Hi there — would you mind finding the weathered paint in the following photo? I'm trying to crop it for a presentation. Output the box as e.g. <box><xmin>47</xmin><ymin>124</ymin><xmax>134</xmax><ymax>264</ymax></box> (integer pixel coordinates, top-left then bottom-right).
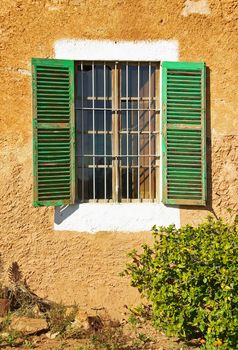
<box><xmin>161</xmin><ymin>61</ymin><xmax>206</xmax><ymax>206</ymax></box>
<box><xmin>32</xmin><ymin>58</ymin><xmax>75</xmax><ymax>206</ymax></box>
<box><xmin>54</xmin><ymin>39</ymin><xmax>179</xmax><ymax>62</ymax></box>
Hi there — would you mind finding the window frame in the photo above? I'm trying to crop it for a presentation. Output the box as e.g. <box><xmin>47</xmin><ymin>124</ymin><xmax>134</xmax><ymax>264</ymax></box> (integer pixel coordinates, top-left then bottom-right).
<box><xmin>75</xmin><ymin>60</ymin><xmax>161</xmax><ymax>203</ymax></box>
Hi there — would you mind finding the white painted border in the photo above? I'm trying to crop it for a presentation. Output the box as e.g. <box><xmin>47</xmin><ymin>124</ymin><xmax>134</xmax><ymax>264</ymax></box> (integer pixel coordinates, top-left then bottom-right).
<box><xmin>54</xmin><ymin>39</ymin><xmax>179</xmax><ymax>62</ymax></box>
<box><xmin>54</xmin><ymin>39</ymin><xmax>180</xmax><ymax>232</ymax></box>
<box><xmin>54</xmin><ymin>203</ymin><xmax>180</xmax><ymax>232</ymax></box>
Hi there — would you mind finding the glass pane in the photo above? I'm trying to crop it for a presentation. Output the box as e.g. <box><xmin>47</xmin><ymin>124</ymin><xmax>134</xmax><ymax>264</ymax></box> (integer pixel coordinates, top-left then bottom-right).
<box><xmin>140</xmin><ymin>110</ymin><xmax>149</xmax><ymax>132</ymax></box>
<box><xmin>151</xmin><ymin>111</ymin><xmax>156</xmax><ymax>132</ymax></box>
<box><xmin>128</xmin><ymin>65</ymin><xmax>138</xmax><ymax>97</ymax></box>
<box><xmin>130</xmin><ymin>167</ymin><xmax>138</xmax><ymax>199</ymax></box>
<box><xmin>83</xmin><ymin>65</ymin><xmax>93</xmax><ymax>108</ymax></box>
<box><xmin>106</xmin><ymin>167</ymin><xmax>112</xmax><ymax>199</ymax></box>
<box><xmin>83</xmin><ymin>156</ymin><xmax>93</xmax><ymax>167</ymax></box>
<box><xmin>106</xmin><ymin>134</ymin><xmax>112</xmax><ymax>155</ymax></box>
<box><xmin>121</xmin><ymin>157</ymin><xmax>138</xmax><ymax>199</ymax></box>
<box><xmin>82</xmin><ymin>111</ymin><xmax>93</xmax><ymax>132</ymax></box>
<box><xmin>106</xmin><ymin>111</ymin><xmax>112</xmax><ymax>131</ymax></box>
<box><xmin>121</xmin><ymin>168</ymin><xmax>127</xmax><ymax>198</ymax></box>
<box><xmin>121</xmin><ymin>64</ymin><xmax>138</xmax><ymax>98</ymax></box>
<box><xmin>76</xmin><ymin>110</ymin><xmax>82</xmax><ymax>131</ymax></box>
<box><xmin>140</xmin><ymin>64</ymin><xmax>149</xmax><ymax>97</ymax></box>
<box><xmin>95</xmin><ymin>134</ymin><xmax>104</xmax><ymax>155</ymax></box>
<box><xmin>76</xmin><ymin>62</ymin><xmax>113</xmax><ymax>202</ymax></box>
<box><xmin>83</xmin><ymin>168</ymin><xmax>93</xmax><ymax>200</ymax></box>
<box><xmin>129</xmin><ymin>110</ymin><xmax>138</xmax><ymax>131</ymax></box>
<box><xmin>95</xmin><ymin>168</ymin><xmax>104</xmax><ymax>199</ymax></box>
<box><xmin>121</xmin><ymin>111</ymin><xmax>127</xmax><ymax>131</ymax></box>
<box><xmin>84</xmin><ymin>134</ymin><xmax>93</xmax><ymax>155</ymax></box>
<box><xmin>121</xmin><ymin>134</ymin><xmax>138</xmax><ymax>156</ymax></box>
<box><xmin>140</xmin><ymin>167</ymin><xmax>149</xmax><ymax>199</ymax></box>
<box><xmin>151</xmin><ymin>65</ymin><xmax>156</xmax><ymax>98</ymax></box>
<box><xmin>95</xmin><ymin>111</ymin><xmax>104</xmax><ymax>131</ymax></box>
<box><xmin>95</xmin><ymin>65</ymin><xmax>104</xmax><ymax>98</ymax></box>
<box><xmin>121</xmin><ymin>64</ymin><xmax>126</xmax><ymax>97</ymax></box>
<box><xmin>95</xmin><ymin>156</ymin><xmax>104</xmax><ymax>166</ymax></box>
<box><xmin>151</xmin><ymin>166</ymin><xmax>156</xmax><ymax>200</ymax></box>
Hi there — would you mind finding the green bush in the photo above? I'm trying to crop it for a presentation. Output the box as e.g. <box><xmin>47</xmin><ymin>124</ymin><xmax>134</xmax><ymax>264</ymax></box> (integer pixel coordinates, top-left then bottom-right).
<box><xmin>123</xmin><ymin>216</ymin><xmax>238</xmax><ymax>349</ymax></box>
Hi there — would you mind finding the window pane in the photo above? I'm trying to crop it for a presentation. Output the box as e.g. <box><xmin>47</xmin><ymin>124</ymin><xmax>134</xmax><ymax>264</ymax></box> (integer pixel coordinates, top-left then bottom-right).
<box><xmin>76</xmin><ymin>63</ymin><xmax>112</xmax><ymax>201</ymax></box>
<box><xmin>95</xmin><ymin>135</ymin><xmax>104</xmax><ymax>155</ymax></box>
<box><xmin>140</xmin><ymin>167</ymin><xmax>150</xmax><ymax>199</ymax></box>
<box><xmin>81</xmin><ymin>65</ymin><xmax>93</xmax><ymax>108</ymax></box>
<box><xmin>140</xmin><ymin>64</ymin><xmax>149</xmax><ymax>97</ymax></box>
<box><xmin>120</xmin><ymin>134</ymin><xmax>138</xmax><ymax>156</ymax></box>
<box><xmin>120</xmin><ymin>62</ymin><xmax>157</xmax><ymax>201</ymax></box>
<box><xmin>84</xmin><ymin>134</ymin><xmax>93</xmax><ymax>155</ymax></box>
<box><xmin>95</xmin><ymin>65</ymin><xmax>104</xmax><ymax>98</ymax></box>
<box><xmin>106</xmin><ymin>167</ymin><xmax>112</xmax><ymax>199</ymax></box>
<box><xmin>106</xmin><ymin>134</ymin><xmax>112</xmax><ymax>155</ymax></box>
<box><xmin>95</xmin><ymin>168</ymin><xmax>104</xmax><ymax>199</ymax></box>
<box><xmin>82</xmin><ymin>168</ymin><xmax>93</xmax><ymax>200</ymax></box>
<box><xmin>95</xmin><ymin>111</ymin><xmax>104</xmax><ymax>131</ymax></box>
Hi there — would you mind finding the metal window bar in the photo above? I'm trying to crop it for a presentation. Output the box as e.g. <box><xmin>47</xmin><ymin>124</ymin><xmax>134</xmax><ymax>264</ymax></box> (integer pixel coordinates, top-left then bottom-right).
<box><xmin>92</xmin><ymin>62</ymin><xmax>95</xmax><ymax>200</ymax></box>
<box><xmin>77</xmin><ymin>61</ymin><xmax>159</xmax><ymax>203</ymax></box>
<box><xmin>81</xmin><ymin>62</ymin><xmax>84</xmax><ymax>201</ymax></box>
<box><xmin>137</xmin><ymin>63</ymin><xmax>140</xmax><ymax>200</ymax></box>
<box><xmin>104</xmin><ymin>63</ymin><xmax>107</xmax><ymax>200</ymax></box>
<box><xmin>114</xmin><ymin>62</ymin><xmax>119</xmax><ymax>202</ymax></box>
<box><xmin>149</xmin><ymin>63</ymin><xmax>151</xmax><ymax>200</ymax></box>
<box><xmin>126</xmin><ymin>63</ymin><xmax>129</xmax><ymax>201</ymax></box>
<box><xmin>76</xmin><ymin>107</ymin><xmax>157</xmax><ymax>111</ymax></box>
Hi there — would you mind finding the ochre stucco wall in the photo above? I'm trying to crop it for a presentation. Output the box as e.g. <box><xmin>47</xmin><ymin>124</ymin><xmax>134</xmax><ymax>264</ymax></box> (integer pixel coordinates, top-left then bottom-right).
<box><xmin>0</xmin><ymin>0</ymin><xmax>237</xmax><ymax>319</ymax></box>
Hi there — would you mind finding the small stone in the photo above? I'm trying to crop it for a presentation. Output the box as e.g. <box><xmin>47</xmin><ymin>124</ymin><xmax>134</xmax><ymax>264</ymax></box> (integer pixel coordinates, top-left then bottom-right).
<box><xmin>45</xmin><ymin>331</ymin><xmax>60</xmax><ymax>339</ymax></box>
<box><xmin>10</xmin><ymin>316</ymin><xmax>49</xmax><ymax>335</ymax></box>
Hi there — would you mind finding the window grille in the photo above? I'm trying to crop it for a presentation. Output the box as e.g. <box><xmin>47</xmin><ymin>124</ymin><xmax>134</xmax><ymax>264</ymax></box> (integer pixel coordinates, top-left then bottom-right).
<box><xmin>75</xmin><ymin>61</ymin><xmax>160</xmax><ymax>202</ymax></box>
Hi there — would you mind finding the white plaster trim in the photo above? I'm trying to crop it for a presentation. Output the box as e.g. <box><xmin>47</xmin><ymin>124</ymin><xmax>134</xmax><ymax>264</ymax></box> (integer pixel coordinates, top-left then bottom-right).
<box><xmin>54</xmin><ymin>203</ymin><xmax>180</xmax><ymax>233</ymax></box>
<box><xmin>53</xmin><ymin>39</ymin><xmax>180</xmax><ymax>232</ymax></box>
<box><xmin>54</xmin><ymin>39</ymin><xmax>179</xmax><ymax>61</ymax></box>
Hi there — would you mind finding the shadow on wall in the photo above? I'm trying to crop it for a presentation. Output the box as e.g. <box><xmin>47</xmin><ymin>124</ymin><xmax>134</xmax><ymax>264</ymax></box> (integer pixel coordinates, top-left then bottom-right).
<box><xmin>55</xmin><ymin>204</ymin><xmax>80</xmax><ymax>225</ymax></box>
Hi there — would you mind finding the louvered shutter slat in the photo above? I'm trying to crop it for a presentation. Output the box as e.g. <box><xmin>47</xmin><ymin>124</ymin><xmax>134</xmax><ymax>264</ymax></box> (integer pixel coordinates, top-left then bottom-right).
<box><xmin>32</xmin><ymin>58</ymin><xmax>75</xmax><ymax>207</ymax></box>
<box><xmin>162</xmin><ymin>62</ymin><xmax>206</xmax><ymax>206</ymax></box>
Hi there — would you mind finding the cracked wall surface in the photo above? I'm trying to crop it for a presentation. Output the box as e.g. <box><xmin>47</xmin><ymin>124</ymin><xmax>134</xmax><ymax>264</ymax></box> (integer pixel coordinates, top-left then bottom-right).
<box><xmin>0</xmin><ymin>0</ymin><xmax>237</xmax><ymax>319</ymax></box>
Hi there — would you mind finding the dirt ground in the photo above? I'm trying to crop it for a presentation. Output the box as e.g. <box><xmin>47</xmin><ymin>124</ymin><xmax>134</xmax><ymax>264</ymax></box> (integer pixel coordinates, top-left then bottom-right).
<box><xmin>2</xmin><ymin>322</ymin><xmax>200</xmax><ymax>350</ymax></box>
<box><xmin>0</xmin><ymin>0</ymin><xmax>238</xmax><ymax>320</ymax></box>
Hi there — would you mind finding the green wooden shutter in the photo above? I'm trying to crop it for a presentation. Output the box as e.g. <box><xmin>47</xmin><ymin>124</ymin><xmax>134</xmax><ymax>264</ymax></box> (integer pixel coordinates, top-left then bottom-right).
<box><xmin>161</xmin><ymin>61</ymin><xmax>206</xmax><ymax>206</ymax></box>
<box><xmin>32</xmin><ymin>58</ymin><xmax>75</xmax><ymax>207</ymax></box>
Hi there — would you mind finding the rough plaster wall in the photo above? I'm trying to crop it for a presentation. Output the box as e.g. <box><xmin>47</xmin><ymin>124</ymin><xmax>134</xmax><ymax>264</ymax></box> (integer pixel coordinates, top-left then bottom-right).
<box><xmin>0</xmin><ymin>0</ymin><xmax>238</xmax><ymax>318</ymax></box>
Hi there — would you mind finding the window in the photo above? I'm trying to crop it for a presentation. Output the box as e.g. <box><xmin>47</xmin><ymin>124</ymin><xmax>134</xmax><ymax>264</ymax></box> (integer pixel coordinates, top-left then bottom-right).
<box><xmin>76</xmin><ymin>62</ymin><xmax>158</xmax><ymax>202</ymax></box>
<box><xmin>32</xmin><ymin>59</ymin><xmax>206</xmax><ymax>207</ymax></box>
